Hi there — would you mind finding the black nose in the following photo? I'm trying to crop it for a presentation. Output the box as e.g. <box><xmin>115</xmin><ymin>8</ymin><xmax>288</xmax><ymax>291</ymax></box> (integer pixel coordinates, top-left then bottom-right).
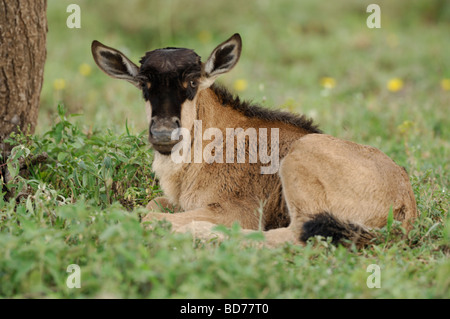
<box><xmin>149</xmin><ymin>117</ymin><xmax>181</xmax><ymax>144</ymax></box>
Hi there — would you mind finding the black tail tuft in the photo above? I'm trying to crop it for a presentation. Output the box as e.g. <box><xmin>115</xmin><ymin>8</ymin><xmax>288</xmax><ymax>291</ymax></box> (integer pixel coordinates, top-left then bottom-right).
<box><xmin>300</xmin><ymin>212</ymin><xmax>374</xmax><ymax>248</ymax></box>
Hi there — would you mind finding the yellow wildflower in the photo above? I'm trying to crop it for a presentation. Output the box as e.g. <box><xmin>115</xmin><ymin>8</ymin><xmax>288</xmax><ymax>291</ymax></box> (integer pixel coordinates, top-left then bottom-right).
<box><xmin>440</xmin><ymin>78</ymin><xmax>450</xmax><ymax>91</ymax></box>
<box><xmin>197</xmin><ymin>30</ymin><xmax>212</xmax><ymax>44</ymax></box>
<box><xmin>320</xmin><ymin>77</ymin><xmax>336</xmax><ymax>89</ymax></box>
<box><xmin>233</xmin><ymin>79</ymin><xmax>248</xmax><ymax>92</ymax></box>
<box><xmin>53</xmin><ymin>79</ymin><xmax>66</xmax><ymax>91</ymax></box>
<box><xmin>397</xmin><ymin>120</ymin><xmax>414</xmax><ymax>135</ymax></box>
<box><xmin>79</xmin><ymin>63</ymin><xmax>92</xmax><ymax>77</ymax></box>
<box><xmin>387</xmin><ymin>78</ymin><xmax>403</xmax><ymax>92</ymax></box>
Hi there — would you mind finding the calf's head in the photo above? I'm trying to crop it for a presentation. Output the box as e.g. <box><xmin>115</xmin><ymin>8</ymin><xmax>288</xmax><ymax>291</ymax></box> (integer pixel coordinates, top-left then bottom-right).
<box><xmin>91</xmin><ymin>34</ymin><xmax>242</xmax><ymax>154</ymax></box>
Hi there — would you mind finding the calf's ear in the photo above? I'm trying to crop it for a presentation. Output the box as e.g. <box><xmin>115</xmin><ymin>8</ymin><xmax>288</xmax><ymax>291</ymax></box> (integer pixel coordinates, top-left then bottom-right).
<box><xmin>200</xmin><ymin>34</ymin><xmax>242</xmax><ymax>88</ymax></box>
<box><xmin>91</xmin><ymin>40</ymin><xmax>141</xmax><ymax>88</ymax></box>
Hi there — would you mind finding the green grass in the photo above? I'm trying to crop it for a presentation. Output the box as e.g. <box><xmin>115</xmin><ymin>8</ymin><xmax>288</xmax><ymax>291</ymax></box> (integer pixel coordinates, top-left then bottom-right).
<box><xmin>0</xmin><ymin>0</ymin><xmax>449</xmax><ymax>298</ymax></box>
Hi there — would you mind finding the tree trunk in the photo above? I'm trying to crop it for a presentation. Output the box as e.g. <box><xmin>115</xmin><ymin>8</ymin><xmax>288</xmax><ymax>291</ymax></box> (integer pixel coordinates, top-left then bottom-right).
<box><xmin>0</xmin><ymin>0</ymin><xmax>47</xmax><ymax>157</ymax></box>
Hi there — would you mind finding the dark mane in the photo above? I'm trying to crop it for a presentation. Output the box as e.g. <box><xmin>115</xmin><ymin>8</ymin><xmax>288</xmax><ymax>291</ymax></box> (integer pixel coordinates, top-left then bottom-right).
<box><xmin>210</xmin><ymin>84</ymin><xmax>322</xmax><ymax>134</ymax></box>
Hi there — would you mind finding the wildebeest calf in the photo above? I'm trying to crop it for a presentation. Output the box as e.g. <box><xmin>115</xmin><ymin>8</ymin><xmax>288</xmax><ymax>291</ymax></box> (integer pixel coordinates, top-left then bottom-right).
<box><xmin>91</xmin><ymin>34</ymin><xmax>417</xmax><ymax>247</ymax></box>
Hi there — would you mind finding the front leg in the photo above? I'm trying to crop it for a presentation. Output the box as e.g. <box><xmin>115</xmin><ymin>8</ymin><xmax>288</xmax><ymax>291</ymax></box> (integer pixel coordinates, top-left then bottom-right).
<box><xmin>142</xmin><ymin>207</ymin><xmax>222</xmax><ymax>230</ymax></box>
<box><xmin>177</xmin><ymin>222</ymin><xmax>299</xmax><ymax>246</ymax></box>
<box><xmin>142</xmin><ymin>206</ymin><xmax>299</xmax><ymax>247</ymax></box>
<box><xmin>142</xmin><ymin>200</ymin><xmax>260</xmax><ymax>230</ymax></box>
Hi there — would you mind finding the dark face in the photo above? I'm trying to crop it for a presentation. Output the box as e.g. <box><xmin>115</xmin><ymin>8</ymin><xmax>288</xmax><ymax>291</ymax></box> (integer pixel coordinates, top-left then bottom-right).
<box><xmin>92</xmin><ymin>34</ymin><xmax>242</xmax><ymax>155</ymax></box>
<box><xmin>137</xmin><ymin>48</ymin><xmax>202</xmax><ymax>155</ymax></box>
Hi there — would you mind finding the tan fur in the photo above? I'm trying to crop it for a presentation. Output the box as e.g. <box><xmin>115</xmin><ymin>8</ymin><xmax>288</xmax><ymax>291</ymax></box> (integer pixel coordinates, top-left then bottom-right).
<box><xmin>91</xmin><ymin>36</ymin><xmax>417</xmax><ymax>247</ymax></box>
<box><xmin>180</xmin><ymin>94</ymin><xmax>198</xmax><ymax>135</ymax></box>
<box><xmin>143</xmin><ymin>87</ymin><xmax>417</xmax><ymax>246</ymax></box>
<box><xmin>280</xmin><ymin>134</ymin><xmax>417</xmax><ymax>233</ymax></box>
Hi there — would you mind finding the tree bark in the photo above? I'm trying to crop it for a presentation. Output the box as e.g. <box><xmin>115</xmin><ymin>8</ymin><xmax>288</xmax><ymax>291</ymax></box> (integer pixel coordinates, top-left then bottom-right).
<box><xmin>0</xmin><ymin>0</ymin><xmax>47</xmax><ymax>157</ymax></box>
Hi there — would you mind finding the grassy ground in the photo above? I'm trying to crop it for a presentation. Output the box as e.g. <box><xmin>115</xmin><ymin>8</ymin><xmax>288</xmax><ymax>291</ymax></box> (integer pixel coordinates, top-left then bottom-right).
<box><xmin>0</xmin><ymin>0</ymin><xmax>449</xmax><ymax>298</ymax></box>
